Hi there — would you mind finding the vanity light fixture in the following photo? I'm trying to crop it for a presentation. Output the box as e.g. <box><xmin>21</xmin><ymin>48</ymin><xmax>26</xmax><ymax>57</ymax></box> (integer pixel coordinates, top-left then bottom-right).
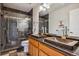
<box><xmin>39</xmin><ymin>3</ymin><xmax>50</xmax><ymax>11</ymax></box>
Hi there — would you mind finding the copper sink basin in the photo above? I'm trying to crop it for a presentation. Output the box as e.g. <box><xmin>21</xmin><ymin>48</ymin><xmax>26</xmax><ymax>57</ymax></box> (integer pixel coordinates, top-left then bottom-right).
<box><xmin>44</xmin><ymin>37</ymin><xmax>79</xmax><ymax>50</ymax></box>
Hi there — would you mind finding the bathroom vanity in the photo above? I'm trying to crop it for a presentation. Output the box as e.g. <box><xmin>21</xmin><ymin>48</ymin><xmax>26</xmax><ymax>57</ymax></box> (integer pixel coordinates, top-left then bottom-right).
<box><xmin>28</xmin><ymin>34</ymin><xmax>79</xmax><ymax>56</ymax></box>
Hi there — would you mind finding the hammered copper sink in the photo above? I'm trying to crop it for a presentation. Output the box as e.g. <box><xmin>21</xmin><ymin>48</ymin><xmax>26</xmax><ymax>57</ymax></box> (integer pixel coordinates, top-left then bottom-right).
<box><xmin>44</xmin><ymin>37</ymin><xmax>79</xmax><ymax>51</ymax></box>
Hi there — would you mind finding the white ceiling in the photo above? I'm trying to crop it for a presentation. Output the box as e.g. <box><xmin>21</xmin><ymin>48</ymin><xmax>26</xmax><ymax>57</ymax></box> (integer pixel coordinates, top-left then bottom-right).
<box><xmin>3</xmin><ymin>3</ymin><xmax>70</xmax><ymax>16</ymax></box>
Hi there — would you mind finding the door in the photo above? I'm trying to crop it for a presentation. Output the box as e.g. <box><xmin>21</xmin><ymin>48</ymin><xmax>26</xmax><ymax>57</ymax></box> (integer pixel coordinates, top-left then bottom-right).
<box><xmin>32</xmin><ymin>46</ymin><xmax>38</xmax><ymax>56</ymax></box>
<box><xmin>69</xmin><ymin>9</ymin><xmax>79</xmax><ymax>36</ymax></box>
<box><xmin>8</xmin><ymin>19</ymin><xmax>18</xmax><ymax>41</ymax></box>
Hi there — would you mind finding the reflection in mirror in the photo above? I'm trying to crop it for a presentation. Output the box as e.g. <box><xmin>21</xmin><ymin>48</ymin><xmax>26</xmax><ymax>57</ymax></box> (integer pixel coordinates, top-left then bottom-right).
<box><xmin>39</xmin><ymin>3</ymin><xmax>50</xmax><ymax>34</ymax></box>
<box><xmin>1</xmin><ymin>10</ymin><xmax>32</xmax><ymax>51</ymax></box>
<box><xmin>49</xmin><ymin>3</ymin><xmax>70</xmax><ymax>36</ymax></box>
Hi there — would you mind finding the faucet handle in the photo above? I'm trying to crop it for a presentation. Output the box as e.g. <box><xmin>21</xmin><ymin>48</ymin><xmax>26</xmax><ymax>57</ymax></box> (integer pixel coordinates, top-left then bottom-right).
<box><xmin>70</xmin><ymin>32</ymin><xmax>73</xmax><ymax>34</ymax></box>
<box><xmin>56</xmin><ymin>30</ymin><xmax>58</xmax><ymax>31</ymax></box>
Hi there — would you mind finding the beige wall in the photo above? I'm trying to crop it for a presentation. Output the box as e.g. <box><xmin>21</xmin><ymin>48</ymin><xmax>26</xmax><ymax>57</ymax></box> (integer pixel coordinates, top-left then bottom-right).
<box><xmin>33</xmin><ymin>5</ymin><xmax>40</xmax><ymax>34</ymax></box>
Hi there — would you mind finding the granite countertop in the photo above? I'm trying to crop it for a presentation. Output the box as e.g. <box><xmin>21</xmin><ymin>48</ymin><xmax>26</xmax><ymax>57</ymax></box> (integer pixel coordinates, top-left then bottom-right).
<box><xmin>31</xmin><ymin>34</ymin><xmax>79</xmax><ymax>56</ymax></box>
<box><xmin>66</xmin><ymin>36</ymin><xmax>79</xmax><ymax>41</ymax></box>
<box><xmin>44</xmin><ymin>33</ymin><xmax>79</xmax><ymax>41</ymax></box>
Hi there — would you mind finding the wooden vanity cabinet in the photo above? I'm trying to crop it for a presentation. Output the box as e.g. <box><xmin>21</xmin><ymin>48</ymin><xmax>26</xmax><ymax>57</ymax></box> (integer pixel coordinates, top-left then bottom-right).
<box><xmin>29</xmin><ymin>36</ymin><xmax>65</xmax><ymax>56</ymax></box>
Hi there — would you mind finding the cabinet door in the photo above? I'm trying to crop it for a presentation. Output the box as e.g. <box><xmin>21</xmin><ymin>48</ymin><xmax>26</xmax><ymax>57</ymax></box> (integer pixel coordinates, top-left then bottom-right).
<box><xmin>32</xmin><ymin>46</ymin><xmax>38</xmax><ymax>56</ymax></box>
<box><xmin>39</xmin><ymin>50</ymin><xmax>48</xmax><ymax>56</ymax></box>
<box><xmin>35</xmin><ymin>47</ymin><xmax>38</xmax><ymax>56</ymax></box>
<box><xmin>29</xmin><ymin>43</ymin><xmax>33</xmax><ymax>56</ymax></box>
<box><xmin>32</xmin><ymin>45</ymin><xmax>35</xmax><ymax>56</ymax></box>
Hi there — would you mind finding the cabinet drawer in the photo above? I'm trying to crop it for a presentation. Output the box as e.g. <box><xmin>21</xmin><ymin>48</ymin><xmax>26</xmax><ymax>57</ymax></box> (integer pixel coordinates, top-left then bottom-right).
<box><xmin>32</xmin><ymin>46</ymin><xmax>38</xmax><ymax>56</ymax></box>
<box><xmin>39</xmin><ymin>43</ymin><xmax>64</xmax><ymax>56</ymax></box>
<box><xmin>29</xmin><ymin>38</ymin><xmax>38</xmax><ymax>47</ymax></box>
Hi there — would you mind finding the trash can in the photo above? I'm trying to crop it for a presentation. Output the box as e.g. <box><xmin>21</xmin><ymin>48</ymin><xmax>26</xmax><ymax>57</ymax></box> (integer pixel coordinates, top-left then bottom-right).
<box><xmin>21</xmin><ymin>40</ymin><xmax>29</xmax><ymax>55</ymax></box>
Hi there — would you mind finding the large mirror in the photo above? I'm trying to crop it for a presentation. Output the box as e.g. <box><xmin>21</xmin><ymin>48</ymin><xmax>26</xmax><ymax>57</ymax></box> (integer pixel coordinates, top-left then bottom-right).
<box><xmin>39</xmin><ymin>3</ymin><xmax>50</xmax><ymax>34</ymax></box>
<box><xmin>49</xmin><ymin>3</ymin><xmax>79</xmax><ymax>37</ymax></box>
<box><xmin>1</xmin><ymin>9</ymin><xmax>32</xmax><ymax>51</ymax></box>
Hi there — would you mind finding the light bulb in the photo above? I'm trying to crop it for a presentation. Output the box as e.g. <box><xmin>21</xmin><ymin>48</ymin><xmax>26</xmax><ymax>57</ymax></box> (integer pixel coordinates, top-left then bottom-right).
<box><xmin>40</xmin><ymin>6</ymin><xmax>46</xmax><ymax>11</ymax></box>
<box><xmin>43</xmin><ymin>3</ymin><xmax>49</xmax><ymax>9</ymax></box>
